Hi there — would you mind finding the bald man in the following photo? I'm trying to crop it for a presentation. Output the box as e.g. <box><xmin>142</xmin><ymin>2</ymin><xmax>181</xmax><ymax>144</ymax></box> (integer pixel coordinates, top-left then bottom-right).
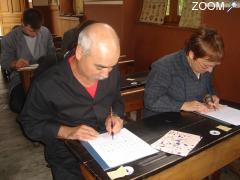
<box><xmin>19</xmin><ymin>23</ymin><xmax>124</xmax><ymax>180</ymax></box>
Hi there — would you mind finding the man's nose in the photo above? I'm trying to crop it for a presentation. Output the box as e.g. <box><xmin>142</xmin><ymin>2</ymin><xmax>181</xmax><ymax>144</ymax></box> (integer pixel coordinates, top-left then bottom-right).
<box><xmin>100</xmin><ymin>68</ymin><xmax>110</xmax><ymax>78</ymax></box>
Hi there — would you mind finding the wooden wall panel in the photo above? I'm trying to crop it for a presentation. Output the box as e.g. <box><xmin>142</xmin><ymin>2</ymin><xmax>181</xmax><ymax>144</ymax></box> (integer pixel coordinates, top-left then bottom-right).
<box><xmin>0</xmin><ymin>0</ymin><xmax>26</xmax><ymax>35</ymax></box>
<box><xmin>202</xmin><ymin>9</ymin><xmax>240</xmax><ymax>103</ymax></box>
<box><xmin>2</xmin><ymin>16</ymin><xmax>21</xmax><ymax>23</ymax></box>
<box><xmin>49</xmin><ymin>5</ymin><xmax>59</xmax><ymax>35</ymax></box>
<box><xmin>12</xmin><ymin>0</ymin><xmax>21</xmax><ymax>12</ymax></box>
<box><xmin>0</xmin><ymin>0</ymin><xmax>10</xmax><ymax>13</ymax></box>
<box><xmin>133</xmin><ymin>24</ymin><xmax>193</xmax><ymax>72</ymax></box>
<box><xmin>84</xmin><ymin>3</ymin><xmax>125</xmax><ymax>54</ymax></box>
<box><xmin>122</xmin><ymin>0</ymin><xmax>140</xmax><ymax>59</ymax></box>
<box><xmin>57</xmin><ymin>16</ymin><xmax>79</xmax><ymax>36</ymax></box>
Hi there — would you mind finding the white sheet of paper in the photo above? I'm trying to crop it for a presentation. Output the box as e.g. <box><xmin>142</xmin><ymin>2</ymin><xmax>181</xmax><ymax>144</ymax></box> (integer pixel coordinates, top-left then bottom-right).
<box><xmin>151</xmin><ymin>130</ymin><xmax>202</xmax><ymax>157</ymax></box>
<box><xmin>200</xmin><ymin>105</ymin><xmax>240</xmax><ymax>126</ymax></box>
<box><xmin>17</xmin><ymin>64</ymin><xmax>39</xmax><ymax>71</ymax></box>
<box><xmin>86</xmin><ymin>128</ymin><xmax>158</xmax><ymax>169</ymax></box>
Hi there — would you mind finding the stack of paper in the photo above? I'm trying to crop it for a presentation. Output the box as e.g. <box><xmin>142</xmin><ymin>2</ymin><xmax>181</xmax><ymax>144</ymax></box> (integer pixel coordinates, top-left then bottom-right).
<box><xmin>151</xmin><ymin>130</ymin><xmax>202</xmax><ymax>156</ymax></box>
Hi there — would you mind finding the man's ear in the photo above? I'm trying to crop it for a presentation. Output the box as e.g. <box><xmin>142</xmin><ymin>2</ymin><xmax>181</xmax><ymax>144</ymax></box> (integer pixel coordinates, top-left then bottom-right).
<box><xmin>75</xmin><ymin>45</ymin><xmax>82</xmax><ymax>61</ymax></box>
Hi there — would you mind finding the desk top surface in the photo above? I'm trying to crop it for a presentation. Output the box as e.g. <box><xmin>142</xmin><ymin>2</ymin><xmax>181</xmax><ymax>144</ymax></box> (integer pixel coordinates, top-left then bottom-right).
<box><xmin>120</xmin><ymin>71</ymin><xmax>148</xmax><ymax>91</ymax></box>
<box><xmin>66</xmin><ymin>102</ymin><xmax>240</xmax><ymax>180</ymax></box>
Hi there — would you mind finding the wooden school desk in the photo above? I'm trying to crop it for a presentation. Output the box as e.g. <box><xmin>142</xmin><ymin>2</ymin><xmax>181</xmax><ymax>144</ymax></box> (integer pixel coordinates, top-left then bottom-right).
<box><xmin>120</xmin><ymin>71</ymin><xmax>148</xmax><ymax>119</ymax></box>
<box><xmin>18</xmin><ymin>68</ymin><xmax>35</xmax><ymax>94</ymax></box>
<box><xmin>65</xmin><ymin>102</ymin><xmax>240</xmax><ymax>180</ymax></box>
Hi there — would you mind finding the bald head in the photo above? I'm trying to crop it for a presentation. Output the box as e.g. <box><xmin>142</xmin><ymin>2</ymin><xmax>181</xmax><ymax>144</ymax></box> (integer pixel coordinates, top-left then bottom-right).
<box><xmin>74</xmin><ymin>23</ymin><xmax>120</xmax><ymax>82</ymax></box>
<box><xmin>77</xmin><ymin>23</ymin><xmax>120</xmax><ymax>57</ymax></box>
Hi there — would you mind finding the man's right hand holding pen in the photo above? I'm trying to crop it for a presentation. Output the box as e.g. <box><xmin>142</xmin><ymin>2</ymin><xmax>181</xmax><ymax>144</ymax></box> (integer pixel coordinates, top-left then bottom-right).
<box><xmin>204</xmin><ymin>94</ymin><xmax>220</xmax><ymax>111</ymax></box>
<box><xmin>105</xmin><ymin>109</ymin><xmax>123</xmax><ymax>139</ymax></box>
<box><xmin>181</xmin><ymin>95</ymin><xmax>220</xmax><ymax>113</ymax></box>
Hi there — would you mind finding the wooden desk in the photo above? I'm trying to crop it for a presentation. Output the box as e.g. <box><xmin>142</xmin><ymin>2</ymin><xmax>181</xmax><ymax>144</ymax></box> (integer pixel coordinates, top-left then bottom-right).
<box><xmin>121</xmin><ymin>86</ymin><xmax>144</xmax><ymax>120</ymax></box>
<box><xmin>18</xmin><ymin>69</ymin><xmax>35</xmax><ymax>94</ymax></box>
<box><xmin>149</xmin><ymin>133</ymin><xmax>240</xmax><ymax>180</ymax></box>
<box><xmin>118</xmin><ymin>59</ymin><xmax>135</xmax><ymax>78</ymax></box>
<box><xmin>121</xmin><ymin>86</ymin><xmax>144</xmax><ymax>113</ymax></box>
<box><xmin>120</xmin><ymin>71</ymin><xmax>148</xmax><ymax>120</ymax></box>
<box><xmin>65</xmin><ymin>109</ymin><xmax>240</xmax><ymax>180</ymax></box>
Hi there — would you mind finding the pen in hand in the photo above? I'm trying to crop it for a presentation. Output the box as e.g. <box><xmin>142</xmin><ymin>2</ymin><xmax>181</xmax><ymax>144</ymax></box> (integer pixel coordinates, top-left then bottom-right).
<box><xmin>204</xmin><ymin>94</ymin><xmax>216</xmax><ymax>111</ymax></box>
<box><xmin>110</xmin><ymin>107</ymin><xmax>114</xmax><ymax>140</ymax></box>
<box><xmin>210</xmin><ymin>95</ymin><xmax>216</xmax><ymax>111</ymax></box>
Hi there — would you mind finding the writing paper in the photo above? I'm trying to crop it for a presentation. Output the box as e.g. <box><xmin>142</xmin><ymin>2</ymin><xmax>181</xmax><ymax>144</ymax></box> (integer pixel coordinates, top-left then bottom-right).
<box><xmin>200</xmin><ymin>105</ymin><xmax>240</xmax><ymax>126</ymax></box>
<box><xmin>81</xmin><ymin>128</ymin><xmax>158</xmax><ymax>170</ymax></box>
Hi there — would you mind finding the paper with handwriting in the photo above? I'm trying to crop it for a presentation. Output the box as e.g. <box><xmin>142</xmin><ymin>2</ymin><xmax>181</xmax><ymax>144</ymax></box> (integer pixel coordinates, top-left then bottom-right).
<box><xmin>85</xmin><ymin>128</ymin><xmax>158</xmax><ymax>170</ymax></box>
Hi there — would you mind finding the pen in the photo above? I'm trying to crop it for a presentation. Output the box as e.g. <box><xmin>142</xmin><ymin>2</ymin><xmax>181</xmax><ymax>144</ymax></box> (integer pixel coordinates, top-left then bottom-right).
<box><xmin>210</xmin><ymin>95</ymin><xmax>216</xmax><ymax>111</ymax></box>
<box><xmin>204</xmin><ymin>94</ymin><xmax>216</xmax><ymax>111</ymax></box>
<box><xmin>206</xmin><ymin>81</ymin><xmax>216</xmax><ymax>111</ymax></box>
<box><xmin>110</xmin><ymin>107</ymin><xmax>114</xmax><ymax>139</ymax></box>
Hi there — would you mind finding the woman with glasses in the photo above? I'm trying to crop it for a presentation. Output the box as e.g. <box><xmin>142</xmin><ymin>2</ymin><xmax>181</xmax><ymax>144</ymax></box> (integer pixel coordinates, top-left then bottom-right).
<box><xmin>144</xmin><ymin>27</ymin><xmax>224</xmax><ymax>118</ymax></box>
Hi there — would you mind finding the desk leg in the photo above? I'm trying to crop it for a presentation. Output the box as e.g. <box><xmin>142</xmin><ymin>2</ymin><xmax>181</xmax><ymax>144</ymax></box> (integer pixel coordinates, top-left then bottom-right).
<box><xmin>136</xmin><ymin>110</ymin><xmax>142</xmax><ymax>120</ymax></box>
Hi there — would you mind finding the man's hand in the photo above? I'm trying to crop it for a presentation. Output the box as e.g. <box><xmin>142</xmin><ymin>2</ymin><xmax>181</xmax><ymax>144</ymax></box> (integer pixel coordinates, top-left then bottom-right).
<box><xmin>11</xmin><ymin>59</ymin><xmax>29</xmax><ymax>69</ymax></box>
<box><xmin>181</xmin><ymin>100</ymin><xmax>210</xmax><ymax>113</ymax></box>
<box><xmin>105</xmin><ymin>115</ymin><xmax>123</xmax><ymax>135</ymax></box>
<box><xmin>206</xmin><ymin>95</ymin><xmax>220</xmax><ymax>110</ymax></box>
<box><xmin>58</xmin><ymin>125</ymin><xmax>99</xmax><ymax>141</ymax></box>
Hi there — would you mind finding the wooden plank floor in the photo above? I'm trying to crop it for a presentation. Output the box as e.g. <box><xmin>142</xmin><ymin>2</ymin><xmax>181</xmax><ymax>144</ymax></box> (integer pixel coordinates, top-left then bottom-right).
<box><xmin>0</xmin><ymin>69</ymin><xmax>52</xmax><ymax>180</ymax></box>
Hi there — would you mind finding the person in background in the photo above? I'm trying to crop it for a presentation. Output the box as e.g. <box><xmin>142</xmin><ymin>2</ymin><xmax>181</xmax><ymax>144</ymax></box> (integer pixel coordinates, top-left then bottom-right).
<box><xmin>61</xmin><ymin>18</ymin><xmax>96</xmax><ymax>56</ymax></box>
<box><xmin>19</xmin><ymin>23</ymin><xmax>124</xmax><ymax>180</ymax></box>
<box><xmin>0</xmin><ymin>8</ymin><xmax>56</xmax><ymax>113</ymax></box>
<box><xmin>144</xmin><ymin>27</ymin><xmax>224</xmax><ymax>118</ymax></box>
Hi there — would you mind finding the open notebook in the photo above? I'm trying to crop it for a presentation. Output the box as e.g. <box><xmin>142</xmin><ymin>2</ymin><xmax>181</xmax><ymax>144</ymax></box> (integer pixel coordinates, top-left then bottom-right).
<box><xmin>199</xmin><ymin>105</ymin><xmax>240</xmax><ymax>126</ymax></box>
<box><xmin>81</xmin><ymin>128</ymin><xmax>158</xmax><ymax>171</ymax></box>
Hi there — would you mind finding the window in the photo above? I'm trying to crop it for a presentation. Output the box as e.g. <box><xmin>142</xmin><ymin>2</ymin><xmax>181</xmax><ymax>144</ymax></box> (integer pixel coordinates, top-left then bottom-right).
<box><xmin>165</xmin><ymin>0</ymin><xmax>184</xmax><ymax>24</ymax></box>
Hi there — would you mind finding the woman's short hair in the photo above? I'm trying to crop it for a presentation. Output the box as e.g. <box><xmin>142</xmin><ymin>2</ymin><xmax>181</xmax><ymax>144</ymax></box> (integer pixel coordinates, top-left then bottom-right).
<box><xmin>185</xmin><ymin>27</ymin><xmax>224</xmax><ymax>62</ymax></box>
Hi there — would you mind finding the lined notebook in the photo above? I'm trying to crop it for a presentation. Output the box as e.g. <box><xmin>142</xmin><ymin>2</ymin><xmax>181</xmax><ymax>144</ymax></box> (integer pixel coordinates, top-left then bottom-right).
<box><xmin>81</xmin><ymin>128</ymin><xmax>158</xmax><ymax>171</ymax></box>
